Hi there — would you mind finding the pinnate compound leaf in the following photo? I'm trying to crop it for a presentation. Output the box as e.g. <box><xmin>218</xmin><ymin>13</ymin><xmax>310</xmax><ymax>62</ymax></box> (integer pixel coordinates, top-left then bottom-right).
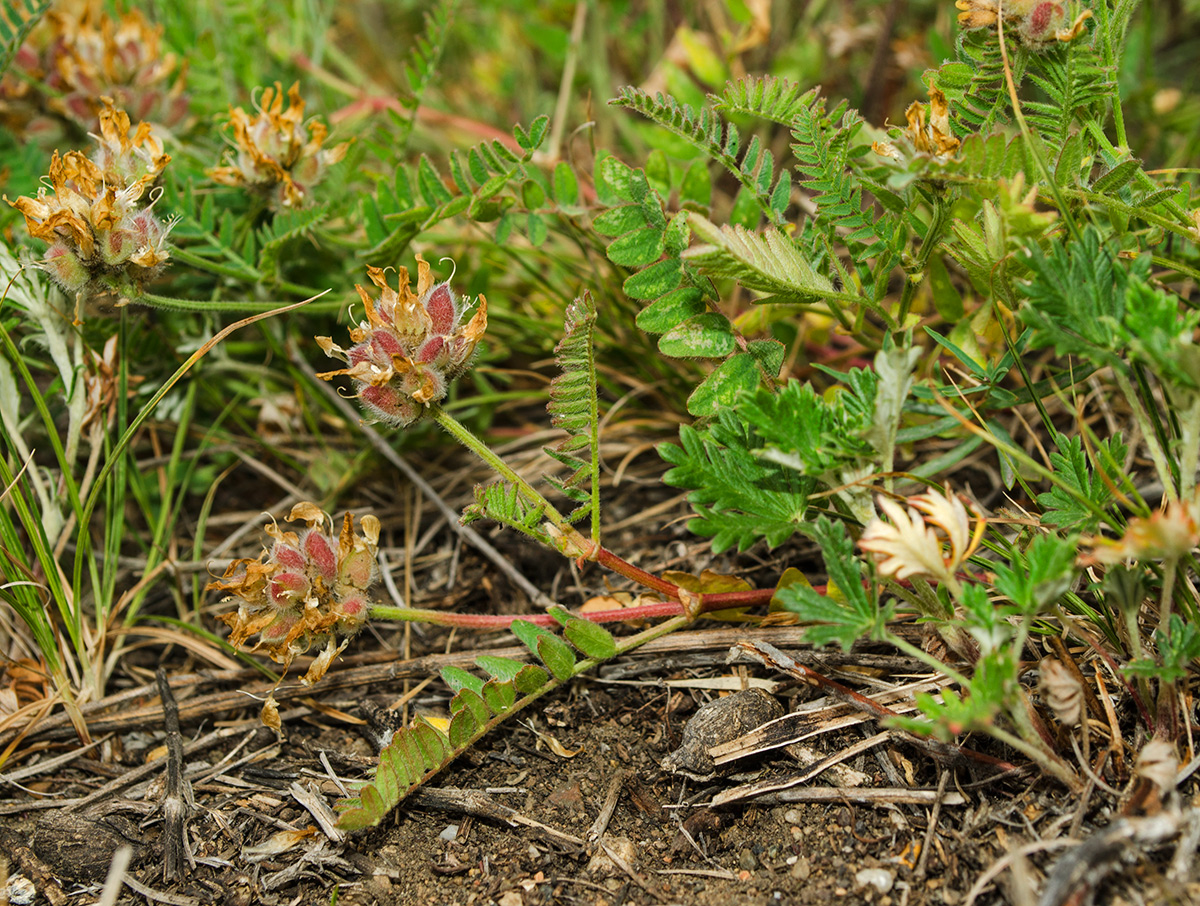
<box><xmin>683</xmin><ymin>215</ymin><xmax>833</xmax><ymax>301</ymax></box>
<box><xmin>659</xmin><ymin>415</ymin><xmax>814</xmax><ymax>553</ymax></box>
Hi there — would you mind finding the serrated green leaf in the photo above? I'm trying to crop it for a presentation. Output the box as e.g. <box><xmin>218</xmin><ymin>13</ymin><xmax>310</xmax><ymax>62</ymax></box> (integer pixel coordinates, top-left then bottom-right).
<box><xmin>776</xmin><ymin>517</ymin><xmax>887</xmax><ymax>648</ymax></box>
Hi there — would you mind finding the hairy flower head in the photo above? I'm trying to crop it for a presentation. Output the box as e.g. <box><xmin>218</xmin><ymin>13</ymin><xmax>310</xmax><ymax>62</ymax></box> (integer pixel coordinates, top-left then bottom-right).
<box><xmin>955</xmin><ymin>0</ymin><xmax>1092</xmax><ymax>47</ymax></box>
<box><xmin>6</xmin><ymin>99</ymin><xmax>172</xmax><ymax>296</ymax></box>
<box><xmin>208</xmin><ymin>82</ymin><xmax>350</xmax><ymax>209</ymax></box>
<box><xmin>859</xmin><ymin>490</ymin><xmax>984</xmax><ymax>584</ymax></box>
<box><xmin>0</xmin><ymin>0</ymin><xmax>188</xmax><ymax>136</ymax></box>
<box><xmin>873</xmin><ymin>88</ymin><xmax>960</xmax><ymax>163</ymax></box>
<box><xmin>209</xmin><ymin>502</ymin><xmax>381</xmax><ymax>685</ymax></box>
<box><xmin>317</xmin><ymin>256</ymin><xmax>488</xmax><ymax>426</ymax></box>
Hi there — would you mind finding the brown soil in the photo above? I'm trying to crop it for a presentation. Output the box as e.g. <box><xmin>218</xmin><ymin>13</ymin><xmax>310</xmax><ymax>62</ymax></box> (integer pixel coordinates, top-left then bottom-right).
<box><xmin>1</xmin><ymin>450</ymin><xmax>1197</xmax><ymax>906</ymax></box>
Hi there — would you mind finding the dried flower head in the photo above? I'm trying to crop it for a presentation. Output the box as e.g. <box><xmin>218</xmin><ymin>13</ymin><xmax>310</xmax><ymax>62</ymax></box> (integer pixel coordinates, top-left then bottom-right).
<box><xmin>209</xmin><ymin>502</ymin><xmax>381</xmax><ymax>685</ymax></box>
<box><xmin>317</xmin><ymin>256</ymin><xmax>488</xmax><ymax>426</ymax></box>
<box><xmin>7</xmin><ymin>99</ymin><xmax>173</xmax><ymax>296</ymax></box>
<box><xmin>1038</xmin><ymin>657</ymin><xmax>1083</xmax><ymax>727</ymax></box>
<box><xmin>873</xmin><ymin>88</ymin><xmax>960</xmax><ymax>163</ymax></box>
<box><xmin>955</xmin><ymin>0</ymin><xmax>1093</xmax><ymax>48</ymax></box>
<box><xmin>208</xmin><ymin>82</ymin><xmax>350</xmax><ymax>209</ymax></box>
<box><xmin>1082</xmin><ymin>495</ymin><xmax>1200</xmax><ymax>565</ymax></box>
<box><xmin>0</xmin><ymin>0</ymin><xmax>188</xmax><ymax>136</ymax></box>
<box><xmin>859</xmin><ymin>490</ymin><xmax>984</xmax><ymax>585</ymax></box>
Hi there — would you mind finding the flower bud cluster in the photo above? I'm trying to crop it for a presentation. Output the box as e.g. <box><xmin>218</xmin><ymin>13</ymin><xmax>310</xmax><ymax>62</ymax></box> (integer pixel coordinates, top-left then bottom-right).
<box><xmin>207</xmin><ymin>82</ymin><xmax>350</xmax><ymax>210</ymax></box>
<box><xmin>317</xmin><ymin>256</ymin><xmax>488</xmax><ymax>426</ymax></box>
<box><xmin>955</xmin><ymin>0</ymin><xmax>1092</xmax><ymax>48</ymax></box>
<box><xmin>0</xmin><ymin>0</ymin><xmax>188</xmax><ymax>138</ymax></box>
<box><xmin>210</xmin><ymin>502</ymin><xmax>381</xmax><ymax>685</ymax></box>
<box><xmin>7</xmin><ymin>100</ymin><xmax>172</xmax><ymax>296</ymax></box>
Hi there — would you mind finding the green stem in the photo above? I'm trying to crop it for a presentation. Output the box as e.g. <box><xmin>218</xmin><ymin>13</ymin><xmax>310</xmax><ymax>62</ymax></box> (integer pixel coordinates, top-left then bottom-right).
<box><xmin>1113</xmin><ymin>368</ymin><xmax>1177</xmax><ymax>501</ymax></box>
<box><xmin>895</xmin><ymin>195</ymin><xmax>948</xmax><ymax>329</ymax></box>
<box><xmin>429</xmin><ymin>405</ymin><xmax>570</xmax><ymax>532</ymax></box>
<box><xmin>1093</xmin><ymin>0</ymin><xmax>1127</xmax><ymax>150</ymax></box>
<box><xmin>986</xmin><ymin>723</ymin><xmax>1084</xmax><ymax>792</ymax></box>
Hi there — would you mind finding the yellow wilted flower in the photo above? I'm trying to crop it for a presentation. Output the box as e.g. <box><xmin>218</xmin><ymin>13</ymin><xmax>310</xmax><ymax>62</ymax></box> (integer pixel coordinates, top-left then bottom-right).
<box><xmin>6</xmin><ymin>99</ymin><xmax>172</xmax><ymax>296</ymax></box>
<box><xmin>0</xmin><ymin>0</ymin><xmax>188</xmax><ymax>136</ymax></box>
<box><xmin>208</xmin><ymin>82</ymin><xmax>350</xmax><ymax>209</ymax></box>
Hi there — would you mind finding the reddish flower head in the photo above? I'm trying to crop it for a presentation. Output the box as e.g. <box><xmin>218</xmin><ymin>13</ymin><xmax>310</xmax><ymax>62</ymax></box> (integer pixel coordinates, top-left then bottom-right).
<box><xmin>209</xmin><ymin>502</ymin><xmax>381</xmax><ymax>684</ymax></box>
<box><xmin>317</xmin><ymin>255</ymin><xmax>487</xmax><ymax>426</ymax></box>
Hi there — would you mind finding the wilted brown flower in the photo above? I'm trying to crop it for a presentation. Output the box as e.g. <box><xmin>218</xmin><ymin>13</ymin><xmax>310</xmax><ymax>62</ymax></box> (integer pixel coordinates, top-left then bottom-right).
<box><xmin>317</xmin><ymin>256</ymin><xmax>488</xmax><ymax>426</ymax></box>
<box><xmin>209</xmin><ymin>502</ymin><xmax>380</xmax><ymax>685</ymax></box>
<box><xmin>955</xmin><ymin>0</ymin><xmax>1093</xmax><ymax>48</ymax></box>
<box><xmin>6</xmin><ymin>99</ymin><xmax>172</xmax><ymax>296</ymax></box>
<box><xmin>1081</xmin><ymin>495</ymin><xmax>1200</xmax><ymax>565</ymax></box>
<box><xmin>873</xmin><ymin>88</ymin><xmax>960</xmax><ymax>163</ymax></box>
<box><xmin>0</xmin><ymin>0</ymin><xmax>188</xmax><ymax>137</ymax></box>
<box><xmin>208</xmin><ymin>82</ymin><xmax>350</xmax><ymax>209</ymax></box>
<box><xmin>1039</xmin><ymin>657</ymin><xmax>1083</xmax><ymax>727</ymax></box>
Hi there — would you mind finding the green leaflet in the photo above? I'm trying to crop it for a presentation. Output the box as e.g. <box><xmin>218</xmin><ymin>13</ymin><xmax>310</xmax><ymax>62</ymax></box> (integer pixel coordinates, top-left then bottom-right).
<box><xmin>335</xmin><ymin>606</ymin><xmax>633</xmax><ymax>830</ymax></box>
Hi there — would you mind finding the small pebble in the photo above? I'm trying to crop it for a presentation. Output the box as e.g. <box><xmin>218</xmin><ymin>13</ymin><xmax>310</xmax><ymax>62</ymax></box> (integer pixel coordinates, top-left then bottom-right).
<box><xmin>856</xmin><ymin>868</ymin><xmax>895</xmax><ymax>894</ymax></box>
<box><xmin>738</xmin><ymin>847</ymin><xmax>757</xmax><ymax>871</ymax></box>
<box><xmin>439</xmin><ymin>824</ymin><xmax>459</xmax><ymax>842</ymax></box>
<box><xmin>784</xmin><ymin>808</ymin><xmax>803</xmax><ymax>825</ymax></box>
<box><xmin>791</xmin><ymin>856</ymin><xmax>811</xmax><ymax>880</ymax></box>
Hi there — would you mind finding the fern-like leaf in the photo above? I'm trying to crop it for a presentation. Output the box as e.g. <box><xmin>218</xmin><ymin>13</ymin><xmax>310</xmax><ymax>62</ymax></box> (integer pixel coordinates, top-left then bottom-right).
<box><xmin>335</xmin><ymin>607</ymin><xmax>628</xmax><ymax>829</ymax></box>
<box><xmin>610</xmin><ymin>87</ymin><xmax>792</xmax><ymax>229</ymax></box>
<box><xmin>544</xmin><ymin>291</ymin><xmax>601</xmax><ymax>537</ymax></box>
<box><xmin>362</xmin><ymin>116</ymin><xmax>548</xmax><ymax>260</ymax></box>
<box><xmin>1023</xmin><ymin>42</ymin><xmax>1114</xmax><ymax>151</ymax></box>
<box><xmin>713</xmin><ymin>75</ymin><xmax>819</xmax><ymax>127</ymax></box>
<box><xmin>462</xmin><ymin>482</ymin><xmax>548</xmax><ymax>541</ymax></box>
<box><xmin>682</xmin><ymin>215</ymin><xmax>835</xmax><ymax>303</ymax></box>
